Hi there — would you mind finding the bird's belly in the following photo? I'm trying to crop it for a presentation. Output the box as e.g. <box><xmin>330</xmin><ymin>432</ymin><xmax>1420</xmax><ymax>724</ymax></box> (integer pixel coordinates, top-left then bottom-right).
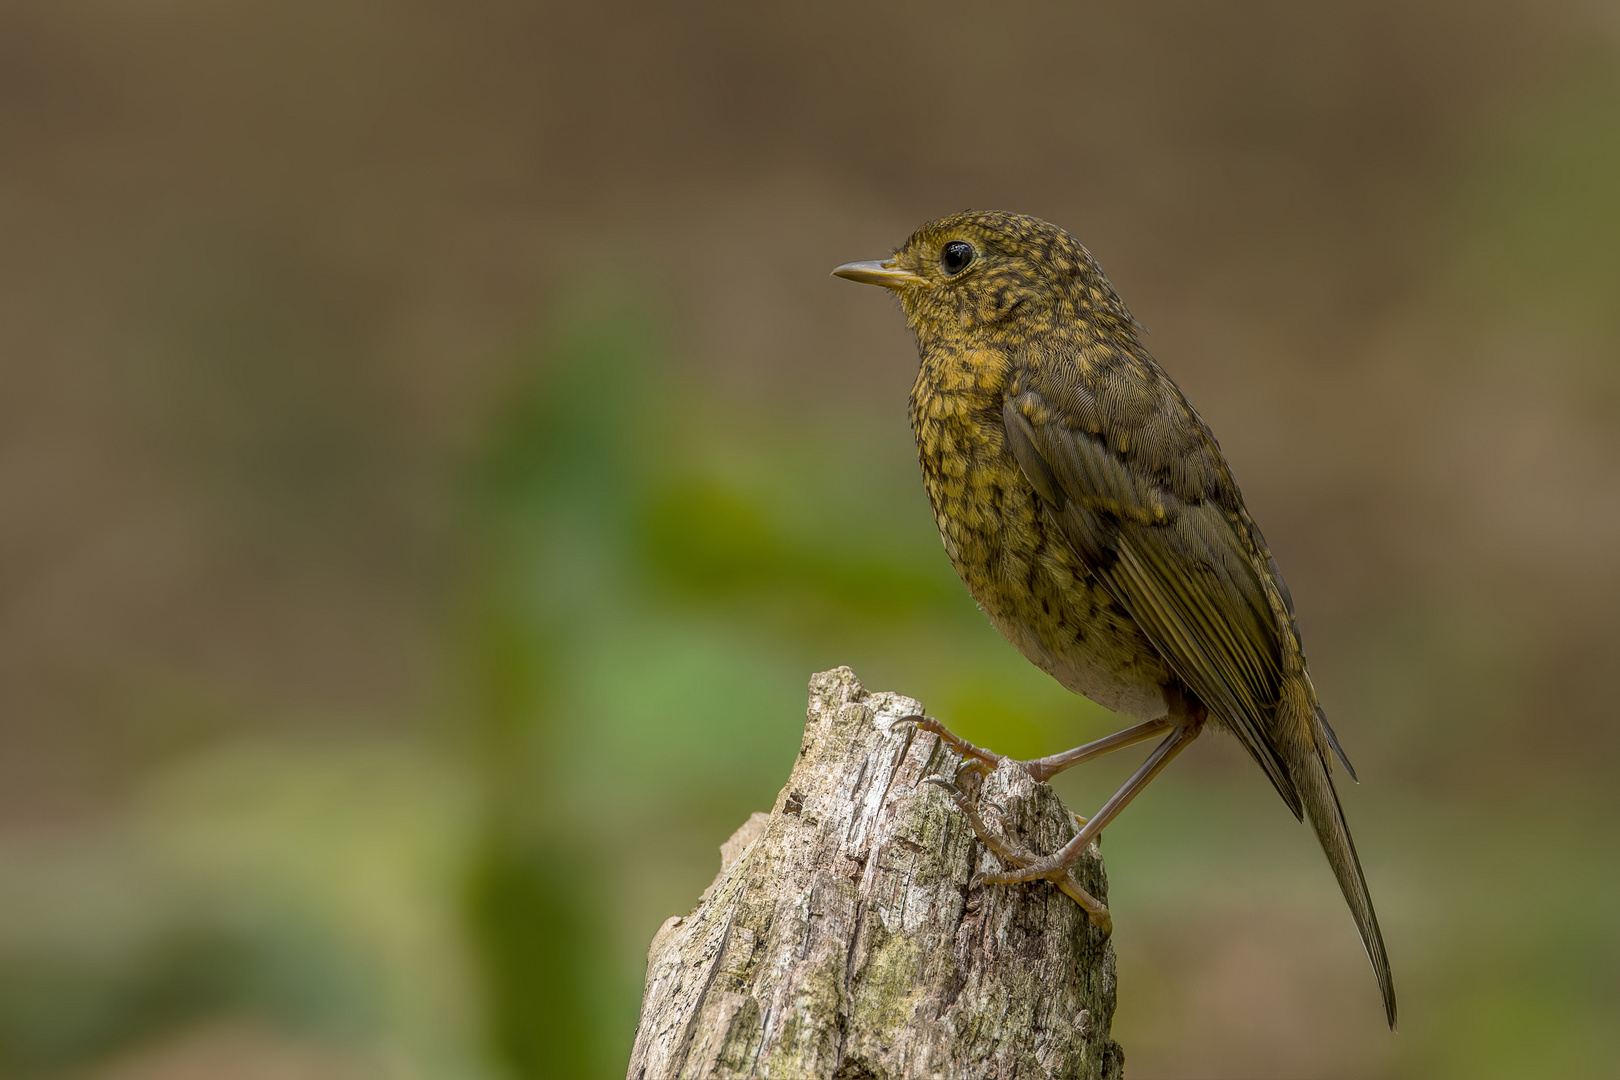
<box><xmin>925</xmin><ymin>452</ymin><xmax>1171</xmax><ymax>722</ymax></box>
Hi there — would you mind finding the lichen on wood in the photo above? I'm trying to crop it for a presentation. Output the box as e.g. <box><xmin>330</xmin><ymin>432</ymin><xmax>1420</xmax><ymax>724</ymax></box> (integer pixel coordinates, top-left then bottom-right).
<box><xmin>628</xmin><ymin>667</ymin><xmax>1124</xmax><ymax>1080</ymax></box>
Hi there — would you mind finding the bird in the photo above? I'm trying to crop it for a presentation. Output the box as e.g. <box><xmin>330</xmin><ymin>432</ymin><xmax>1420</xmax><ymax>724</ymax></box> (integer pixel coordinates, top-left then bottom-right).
<box><xmin>833</xmin><ymin>210</ymin><xmax>1395</xmax><ymax>1029</ymax></box>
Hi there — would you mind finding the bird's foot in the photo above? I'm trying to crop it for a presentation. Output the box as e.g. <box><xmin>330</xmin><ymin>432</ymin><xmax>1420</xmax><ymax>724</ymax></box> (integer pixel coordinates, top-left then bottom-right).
<box><xmin>898</xmin><ymin>715</ymin><xmax>1003</xmax><ymax>776</ymax></box>
<box><xmin>922</xmin><ymin>775</ymin><xmax>1111</xmax><ymax>935</ymax></box>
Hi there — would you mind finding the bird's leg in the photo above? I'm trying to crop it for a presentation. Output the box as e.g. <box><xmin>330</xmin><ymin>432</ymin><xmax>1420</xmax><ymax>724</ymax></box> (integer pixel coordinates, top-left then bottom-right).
<box><xmin>924</xmin><ymin>775</ymin><xmax>1111</xmax><ymax>933</ymax></box>
<box><xmin>981</xmin><ymin>713</ymin><xmax>1204</xmax><ymax>887</ymax></box>
<box><xmin>902</xmin><ymin>713</ymin><xmax>1173</xmax><ymax>782</ymax></box>
<box><xmin>1019</xmin><ymin>716</ymin><xmax>1173</xmax><ymax>783</ymax></box>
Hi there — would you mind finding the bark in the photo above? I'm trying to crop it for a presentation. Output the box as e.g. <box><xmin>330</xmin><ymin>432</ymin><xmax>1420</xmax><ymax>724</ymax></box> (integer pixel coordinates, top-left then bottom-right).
<box><xmin>628</xmin><ymin>667</ymin><xmax>1124</xmax><ymax>1080</ymax></box>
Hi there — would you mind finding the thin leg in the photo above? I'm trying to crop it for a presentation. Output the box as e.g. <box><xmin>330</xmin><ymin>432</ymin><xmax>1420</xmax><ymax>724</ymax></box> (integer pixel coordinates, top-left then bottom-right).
<box><xmin>982</xmin><ymin>717</ymin><xmax>1203</xmax><ymax>885</ymax></box>
<box><xmin>902</xmin><ymin>713</ymin><xmax>1171</xmax><ymax>781</ymax></box>
<box><xmin>1022</xmin><ymin>716</ymin><xmax>1172</xmax><ymax>782</ymax></box>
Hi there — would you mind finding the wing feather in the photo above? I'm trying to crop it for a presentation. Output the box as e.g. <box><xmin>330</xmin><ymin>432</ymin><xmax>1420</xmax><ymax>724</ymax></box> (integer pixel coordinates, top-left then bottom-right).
<box><xmin>1004</xmin><ymin>392</ymin><xmax>1303</xmax><ymax>816</ymax></box>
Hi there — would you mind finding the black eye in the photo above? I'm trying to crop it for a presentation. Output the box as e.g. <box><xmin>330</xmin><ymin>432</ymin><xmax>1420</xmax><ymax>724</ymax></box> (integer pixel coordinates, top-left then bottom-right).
<box><xmin>941</xmin><ymin>240</ymin><xmax>975</xmax><ymax>275</ymax></box>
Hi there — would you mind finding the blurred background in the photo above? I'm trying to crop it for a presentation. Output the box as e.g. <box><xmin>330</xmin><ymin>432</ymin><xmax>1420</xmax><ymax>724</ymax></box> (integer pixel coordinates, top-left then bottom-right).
<box><xmin>2</xmin><ymin>1</ymin><xmax>1618</xmax><ymax>1076</ymax></box>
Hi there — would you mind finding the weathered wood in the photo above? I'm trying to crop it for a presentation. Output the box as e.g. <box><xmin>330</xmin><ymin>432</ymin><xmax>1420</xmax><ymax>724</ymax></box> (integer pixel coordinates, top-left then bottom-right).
<box><xmin>629</xmin><ymin>667</ymin><xmax>1124</xmax><ymax>1080</ymax></box>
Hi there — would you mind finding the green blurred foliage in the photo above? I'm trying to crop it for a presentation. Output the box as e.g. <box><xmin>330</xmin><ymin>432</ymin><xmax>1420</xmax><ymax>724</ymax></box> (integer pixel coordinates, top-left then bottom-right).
<box><xmin>1449</xmin><ymin>59</ymin><xmax>1620</xmax><ymax>337</ymax></box>
<box><xmin>0</xmin><ymin>743</ymin><xmax>489</xmax><ymax>1078</ymax></box>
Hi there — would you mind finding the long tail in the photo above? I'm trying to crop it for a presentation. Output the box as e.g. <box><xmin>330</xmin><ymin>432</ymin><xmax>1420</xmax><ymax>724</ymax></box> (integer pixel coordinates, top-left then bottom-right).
<box><xmin>1295</xmin><ymin>741</ymin><xmax>1397</xmax><ymax>1029</ymax></box>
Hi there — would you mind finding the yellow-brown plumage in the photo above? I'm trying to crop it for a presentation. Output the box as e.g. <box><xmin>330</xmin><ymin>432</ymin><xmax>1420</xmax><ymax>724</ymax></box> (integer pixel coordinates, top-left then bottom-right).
<box><xmin>835</xmin><ymin>210</ymin><xmax>1395</xmax><ymax>1028</ymax></box>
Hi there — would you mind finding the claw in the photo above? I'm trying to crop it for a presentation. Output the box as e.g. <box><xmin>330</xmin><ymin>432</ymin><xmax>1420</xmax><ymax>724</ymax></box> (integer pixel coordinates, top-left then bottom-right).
<box><xmin>1060</xmin><ymin>881</ymin><xmax>1111</xmax><ymax>935</ymax></box>
<box><xmin>901</xmin><ymin>714</ymin><xmax>1003</xmax><ymax>769</ymax></box>
<box><xmin>956</xmin><ymin>756</ymin><xmax>994</xmax><ymax>780</ymax></box>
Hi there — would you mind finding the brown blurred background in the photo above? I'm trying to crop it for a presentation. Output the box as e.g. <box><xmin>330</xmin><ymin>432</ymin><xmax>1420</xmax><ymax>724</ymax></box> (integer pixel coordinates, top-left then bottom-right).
<box><xmin>2</xmin><ymin>1</ymin><xmax>1618</xmax><ymax>1077</ymax></box>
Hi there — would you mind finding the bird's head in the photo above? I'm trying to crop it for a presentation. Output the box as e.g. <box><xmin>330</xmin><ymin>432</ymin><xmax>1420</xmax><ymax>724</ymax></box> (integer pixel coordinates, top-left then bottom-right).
<box><xmin>833</xmin><ymin>210</ymin><xmax>1137</xmax><ymax>347</ymax></box>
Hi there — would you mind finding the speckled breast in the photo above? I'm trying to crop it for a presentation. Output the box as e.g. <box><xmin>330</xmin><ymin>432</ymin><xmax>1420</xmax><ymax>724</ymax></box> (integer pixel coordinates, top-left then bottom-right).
<box><xmin>909</xmin><ymin>354</ymin><xmax>1171</xmax><ymax>723</ymax></box>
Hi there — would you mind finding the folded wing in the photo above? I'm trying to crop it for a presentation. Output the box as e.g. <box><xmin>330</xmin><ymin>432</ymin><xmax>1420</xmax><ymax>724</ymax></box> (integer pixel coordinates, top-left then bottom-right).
<box><xmin>1003</xmin><ymin>387</ymin><xmax>1302</xmax><ymax>817</ymax></box>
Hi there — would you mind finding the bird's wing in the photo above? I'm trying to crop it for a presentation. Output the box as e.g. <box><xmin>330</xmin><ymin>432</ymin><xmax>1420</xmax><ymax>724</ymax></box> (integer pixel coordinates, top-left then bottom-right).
<box><xmin>1003</xmin><ymin>382</ymin><xmax>1303</xmax><ymax>816</ymax></box>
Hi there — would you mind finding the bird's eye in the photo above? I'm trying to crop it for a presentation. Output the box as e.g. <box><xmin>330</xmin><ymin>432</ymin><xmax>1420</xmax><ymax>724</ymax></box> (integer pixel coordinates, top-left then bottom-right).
<box><xmin>941</xmin><ymin>240</ymin><xmax>976</xmax><ymax>276</ymax></box>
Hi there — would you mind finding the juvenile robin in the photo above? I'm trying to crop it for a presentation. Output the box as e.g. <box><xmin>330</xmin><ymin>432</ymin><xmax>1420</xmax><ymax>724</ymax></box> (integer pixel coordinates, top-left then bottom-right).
<box><xmin>834</xmin><ymin>210</ymin><xmax>1395</xmax><ymax>1028</ymax></box>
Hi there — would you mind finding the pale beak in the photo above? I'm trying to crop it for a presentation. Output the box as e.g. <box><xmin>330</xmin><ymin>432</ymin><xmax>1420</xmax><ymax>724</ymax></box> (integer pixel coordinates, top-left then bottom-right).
<box><xmin>831</xmin><ymin>259</ymin><xmax>926</xmax><ymax>290</ymax></box>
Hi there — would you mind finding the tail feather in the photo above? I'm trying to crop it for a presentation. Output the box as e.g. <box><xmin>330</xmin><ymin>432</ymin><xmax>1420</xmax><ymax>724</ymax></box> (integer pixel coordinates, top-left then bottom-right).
<box><xmin>1313</xmin><ymin>703</ymin><xmax>1358</xmax><ymax>783</ymax></box>
<box><xmin>1296</xmin><ymin>742</ymin><xmax>1397</xmax><ymax>1029</ymax></box>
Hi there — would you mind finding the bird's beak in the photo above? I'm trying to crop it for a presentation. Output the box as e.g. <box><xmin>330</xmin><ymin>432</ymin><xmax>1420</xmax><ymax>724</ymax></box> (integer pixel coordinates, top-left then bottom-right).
<box><xmin>831</xmin><ymin>259</ymin><xmax>926</xmax><ymax>290</ymax></box>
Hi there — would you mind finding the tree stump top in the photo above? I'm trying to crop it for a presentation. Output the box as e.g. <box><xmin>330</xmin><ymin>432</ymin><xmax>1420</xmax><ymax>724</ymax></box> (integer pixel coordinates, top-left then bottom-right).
<box><xmin>629</xmin><ymin>667</ymin><xmax>1123</xmax><ymax>1080</ymax></box>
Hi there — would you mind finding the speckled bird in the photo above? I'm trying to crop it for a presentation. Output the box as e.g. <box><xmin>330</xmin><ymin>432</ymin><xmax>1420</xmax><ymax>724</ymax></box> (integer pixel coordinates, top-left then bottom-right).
<box><xmin>834</xmin><ymin>210</ymin><xmax>1395</xmax><ymax>1028</ymax></box>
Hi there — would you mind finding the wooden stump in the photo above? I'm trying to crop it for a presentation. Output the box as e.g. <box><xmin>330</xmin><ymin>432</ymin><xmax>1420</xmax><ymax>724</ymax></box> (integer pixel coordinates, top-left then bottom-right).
<box><xmin>628</xmin><ymin>667</ymin><xmax>1124</xmax><ymax>1080</ymax></box>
